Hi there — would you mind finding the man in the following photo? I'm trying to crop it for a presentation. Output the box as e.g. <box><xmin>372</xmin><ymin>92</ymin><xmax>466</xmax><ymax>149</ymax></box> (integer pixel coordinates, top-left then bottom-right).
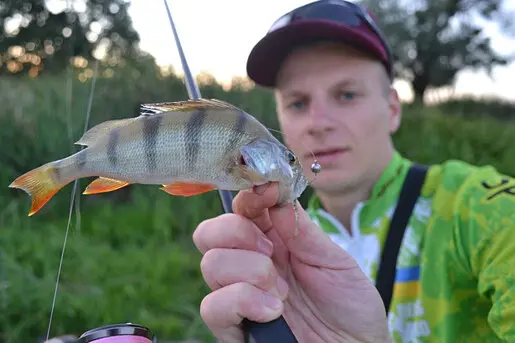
<box><xmin>193</xmin><ymin>0</ymin><xmax>515</xmax><ymax>342</ymax></box>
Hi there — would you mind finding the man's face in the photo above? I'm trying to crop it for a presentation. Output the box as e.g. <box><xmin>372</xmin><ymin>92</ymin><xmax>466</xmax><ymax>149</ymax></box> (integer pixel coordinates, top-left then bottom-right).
<box><xmin>274</xmin><ymin>42</ymin><xmax>401</xmax><ymax>195</ymax></box>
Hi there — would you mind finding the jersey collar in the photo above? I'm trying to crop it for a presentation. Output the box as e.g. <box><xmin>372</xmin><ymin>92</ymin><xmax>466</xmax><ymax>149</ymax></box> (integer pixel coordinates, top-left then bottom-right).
<box><xmin>308</xmin><ymin>150</ymin><xmax>411</xmax><ymax>210</ymax></box>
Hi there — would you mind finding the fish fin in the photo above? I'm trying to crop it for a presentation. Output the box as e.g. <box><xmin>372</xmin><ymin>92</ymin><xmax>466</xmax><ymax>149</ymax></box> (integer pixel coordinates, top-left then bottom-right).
<box><xmin>75</xmin><ymin>118</ymin><xmax>136</xmax><ymax>146</ymax></box>
<box><xmin>160</xmin><ymin>182</ymin><xmax>216</xmax><ymax>196</ymax></box>
<box><xmin>140</xmin><ymin>98</ymin><xmax>239</xmax><ymax>115</ymax></box>
<box><xmin>204</xmin><ymin>98</ymin><xmax>240</xmax><ymax>109</ymax></box>
<box><xmin>9</xmin><ymin>164</ymin><xmax>66</xmax><ymax>216</ymax></box>
<box><xmin>83</xmin><ymin>177</ymin><xmax>131</xmax><ymax>195</ymax></box>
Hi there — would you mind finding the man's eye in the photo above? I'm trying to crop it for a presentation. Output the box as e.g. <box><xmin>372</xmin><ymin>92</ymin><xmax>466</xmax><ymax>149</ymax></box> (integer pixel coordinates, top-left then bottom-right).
<box><xmin>340</xmin><ymin>91</ymin><xmax>356</xmax><ymax>101</ymax></box>
<box><xmin>288</xmin><ymin>100</ymin><xmax>306</xmax><ymax>110</ymax></box>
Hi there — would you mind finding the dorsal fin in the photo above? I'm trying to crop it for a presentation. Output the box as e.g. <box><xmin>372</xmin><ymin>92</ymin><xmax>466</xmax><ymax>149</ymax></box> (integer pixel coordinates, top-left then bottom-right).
<box><xmin>139</xmin><ymin>98</ymin><xmax>239</xmax><ymax>115</ymax></box>
<box><xmin>75</xmin><ymin>118</ymin><xmax>136</xmax><ymax>146</ymax></box>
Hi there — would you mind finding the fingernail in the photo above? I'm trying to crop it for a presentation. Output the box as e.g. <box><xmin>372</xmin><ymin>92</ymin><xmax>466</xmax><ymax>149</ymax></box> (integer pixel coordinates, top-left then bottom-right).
<box><xmin>263</xmin><ymin>292</ymin><xmax>282</xmax><ymax>310</ymax></box>
<box><xmin>276</xmin><ymin>277</ymin><xmax>289</xmax><ymax>298</ymax></box>
<box><xmin>254</xmin><ymin>184</ymin><xmax>269</xmax><ymax>195</ymax></box>
<box><xmin>258</xmin><ymin>237</ymin><xmax>273</xmax><ymax>255</ymax></box>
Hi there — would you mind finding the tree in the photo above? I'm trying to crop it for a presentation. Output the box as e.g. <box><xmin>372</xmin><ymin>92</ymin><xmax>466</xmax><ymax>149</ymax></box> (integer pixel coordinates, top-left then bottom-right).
<box><xmin>0</xmin><ymin>0</ymin><xmax>141</xmax><ymax>77</ymax></box>
<box><xmin>358</xmin><ymin>0</ymin><xmax>515</xmax><ymax>103</ymax></box>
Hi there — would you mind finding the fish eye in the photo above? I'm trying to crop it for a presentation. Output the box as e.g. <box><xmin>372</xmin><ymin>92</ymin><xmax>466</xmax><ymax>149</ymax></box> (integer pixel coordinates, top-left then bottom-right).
<box><xmin>287</xmin><ymin>151</ymin><xmax>296</xmax><ymax>164</ymax></box>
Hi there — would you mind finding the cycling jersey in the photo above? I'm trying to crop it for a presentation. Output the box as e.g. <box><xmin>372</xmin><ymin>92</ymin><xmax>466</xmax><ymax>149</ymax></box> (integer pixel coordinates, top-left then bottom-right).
<box><xmin>306</xmin><ymin>150</ymin><xmax>515</xmax><ymax>343</ymax></box>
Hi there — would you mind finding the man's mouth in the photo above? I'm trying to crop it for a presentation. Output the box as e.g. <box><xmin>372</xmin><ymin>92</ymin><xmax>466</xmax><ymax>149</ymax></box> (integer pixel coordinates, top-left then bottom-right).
<box><xmin>308</xmin><ymin>148</ymin><xmax>348</xmax><ymax>159</ymax></box>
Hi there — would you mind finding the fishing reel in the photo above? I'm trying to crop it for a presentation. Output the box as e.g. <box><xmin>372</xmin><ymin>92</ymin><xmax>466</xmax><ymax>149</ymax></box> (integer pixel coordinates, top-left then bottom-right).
<box><xmin>44</xmin><ymin>323</ymin><xmax>156</xmax><ymax>343</ymax></box>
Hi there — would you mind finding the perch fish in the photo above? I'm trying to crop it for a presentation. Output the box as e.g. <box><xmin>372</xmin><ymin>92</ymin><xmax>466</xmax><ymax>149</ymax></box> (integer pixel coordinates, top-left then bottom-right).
<box><xmin>9</xmin><ymin>98</ymin><xmax>310</xmax><ymax>233</ymax></box>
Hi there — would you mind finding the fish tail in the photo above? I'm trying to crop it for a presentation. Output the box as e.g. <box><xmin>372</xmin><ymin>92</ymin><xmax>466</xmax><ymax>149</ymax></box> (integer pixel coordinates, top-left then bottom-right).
<box><xmin>9</xmin><ymin>163</ymin><xmax>70</xmax><ymax>216</ymax></box>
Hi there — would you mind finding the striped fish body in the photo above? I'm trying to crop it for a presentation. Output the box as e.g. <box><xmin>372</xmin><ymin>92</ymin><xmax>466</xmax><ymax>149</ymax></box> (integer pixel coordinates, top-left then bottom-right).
<box><xmin>9</xmin><ymin>99</ymin><xmax>309</xmax><ymax>217</ymax></box>
<box><xmin>64</xmin><ymin>104</ymin><xmax>273</xmax><ymax>189</ymax></box>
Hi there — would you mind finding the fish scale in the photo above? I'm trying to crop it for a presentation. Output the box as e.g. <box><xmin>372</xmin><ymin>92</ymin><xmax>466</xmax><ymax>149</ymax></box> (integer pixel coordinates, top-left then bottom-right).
<box><xmin>8</xmin><ymin>98</ymin><xmax>310</xmax><ymax>220</ymax></box>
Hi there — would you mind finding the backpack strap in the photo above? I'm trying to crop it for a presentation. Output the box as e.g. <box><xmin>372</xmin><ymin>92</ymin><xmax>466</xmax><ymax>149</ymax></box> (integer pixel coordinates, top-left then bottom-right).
<box><xmin>375</xmin><ymin>163</ymin><xmax>429</xmax><ymax>313</ymax></box>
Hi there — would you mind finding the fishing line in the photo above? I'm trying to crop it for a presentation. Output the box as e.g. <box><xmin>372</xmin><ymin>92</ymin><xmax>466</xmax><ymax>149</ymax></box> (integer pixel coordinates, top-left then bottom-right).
<box><xmin>63</xmin><ymin>0</ymin><xmax>82</xmax><ymax>234</ymax></box>
<box><xmin>265</xmin><ymin>126</ymin><xmax>322</xmax><ymax>183</ymax></box>
<box><xmin>44</xmin><ymin>57</ymin><xmax>99</xmax><ymax>342</ymax></box>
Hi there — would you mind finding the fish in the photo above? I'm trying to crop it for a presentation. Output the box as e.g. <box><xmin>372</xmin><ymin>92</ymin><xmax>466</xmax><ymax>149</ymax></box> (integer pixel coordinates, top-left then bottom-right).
<box><xmin>9</xmin><ymin>98</ymin><xmax>310</xmax><ymax>234</ymax></box>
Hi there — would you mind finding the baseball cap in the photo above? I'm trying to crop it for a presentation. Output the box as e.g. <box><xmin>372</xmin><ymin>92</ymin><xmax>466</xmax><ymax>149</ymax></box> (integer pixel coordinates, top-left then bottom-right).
<box><xmin>246</xmin><ymin>0</ymin><xmax>394</xmax><ymax>87</ymax></box>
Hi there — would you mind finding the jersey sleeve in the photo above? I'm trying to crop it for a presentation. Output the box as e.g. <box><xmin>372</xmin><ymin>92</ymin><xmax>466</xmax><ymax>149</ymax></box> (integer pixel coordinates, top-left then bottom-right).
<box><xmin>455</xmin><ymin>165</ymin><xmax>515</xmax><ymax>340</ymax></box>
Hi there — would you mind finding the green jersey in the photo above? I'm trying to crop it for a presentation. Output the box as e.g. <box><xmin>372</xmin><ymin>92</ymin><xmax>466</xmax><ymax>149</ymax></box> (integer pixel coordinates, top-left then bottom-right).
<box><xmin>306</xmin><ymin>151</ymin><xmax>515</xmax><ymax>343</ymax></box>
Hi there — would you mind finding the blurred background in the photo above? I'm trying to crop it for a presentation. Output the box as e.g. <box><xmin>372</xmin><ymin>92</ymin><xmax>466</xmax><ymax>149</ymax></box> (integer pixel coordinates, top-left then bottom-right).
<box><xmin>1</xmin><ymin>0</ymin><xmax>514</xmax><ymax>342</ymax></box>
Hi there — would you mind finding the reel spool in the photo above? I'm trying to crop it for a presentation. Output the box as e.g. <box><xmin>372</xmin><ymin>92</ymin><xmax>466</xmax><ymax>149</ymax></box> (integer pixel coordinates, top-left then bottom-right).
<box><xmin>76</xmin><ymin>323</ymin><xmax>155</xmax><ymax>343</ymax></box>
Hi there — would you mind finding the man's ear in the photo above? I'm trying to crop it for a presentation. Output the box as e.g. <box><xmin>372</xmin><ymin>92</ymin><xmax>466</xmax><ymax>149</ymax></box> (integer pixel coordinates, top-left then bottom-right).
<box><xmin>388</xmin><ymin>86</ymin><xmax>402</xmax><ymax>134</ymax></box>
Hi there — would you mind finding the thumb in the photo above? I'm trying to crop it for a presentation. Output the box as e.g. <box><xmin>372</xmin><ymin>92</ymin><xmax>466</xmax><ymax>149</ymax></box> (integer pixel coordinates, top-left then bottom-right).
<box><xmin>269</xmin><ymin>202</ymin><xmax>358</xmax><ymax>269</ymax></box>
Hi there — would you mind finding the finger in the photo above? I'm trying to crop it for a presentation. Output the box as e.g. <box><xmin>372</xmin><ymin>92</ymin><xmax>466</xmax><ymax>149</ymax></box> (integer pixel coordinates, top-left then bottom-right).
<box><xmin>200</xmin><ymin>248</ymin><xmax>289</xmax><ymax>299</ymax></box>
<box><xmin>269</xmin><ymin>201</ymin><xmax>358</xmax><ymax>269</ymax></box>
<box><xmin>193</xmin><ymin>214</ymin><xmax>273</xmax><ymax>256</ymax></box>
<box><xmin>200</xmin><ymin>282</ymin><xmax>284</xmax><ymax>343</ymax></box>
<box><xmin>232</xmin><ymin>183</ymin><xmax>279</xmax><ymax>233</ymax></box>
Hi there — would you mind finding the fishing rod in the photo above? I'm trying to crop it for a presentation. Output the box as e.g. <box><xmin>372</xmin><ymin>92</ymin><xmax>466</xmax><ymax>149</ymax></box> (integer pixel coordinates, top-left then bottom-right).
<box><xmin>42</xmin><ymin>2</ymin><xmax>296</xmax><ymax>342</ymax></box>
<box><xmin>162</xmin><ymin>1</ymin><xmax>233</xmax><ymax>213</ymax></box>
<box><xmin>162</xmin><ymin>1</ymin><xmax>298</xmax><ymax>343</ymax></box>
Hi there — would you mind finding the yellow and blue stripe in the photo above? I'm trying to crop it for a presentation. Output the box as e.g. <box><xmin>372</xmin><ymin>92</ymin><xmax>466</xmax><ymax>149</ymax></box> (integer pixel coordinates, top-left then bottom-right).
<box><xmin>393</xmin><ymin>266</ymin><xmax>421</xmax><ymax>298</ymax></box>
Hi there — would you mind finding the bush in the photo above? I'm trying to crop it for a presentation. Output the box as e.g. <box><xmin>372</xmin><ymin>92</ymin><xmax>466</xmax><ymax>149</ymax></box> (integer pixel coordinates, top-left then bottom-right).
<box><xmin>1</xmin><ymin>60</ymin><xmax>514</xmax><ymax>342</ymax></box>
<box><xmin>394</xmin><ymin>104</ymin><xmax>515</xmax><ymax>174</ymax></box>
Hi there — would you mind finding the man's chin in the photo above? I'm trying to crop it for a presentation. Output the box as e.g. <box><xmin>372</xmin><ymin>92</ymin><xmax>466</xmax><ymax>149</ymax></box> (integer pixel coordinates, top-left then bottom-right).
<box><xmin>310</xmin><ymin>169</ymin><xmax>358</xmax><ymax>193</ymax></box>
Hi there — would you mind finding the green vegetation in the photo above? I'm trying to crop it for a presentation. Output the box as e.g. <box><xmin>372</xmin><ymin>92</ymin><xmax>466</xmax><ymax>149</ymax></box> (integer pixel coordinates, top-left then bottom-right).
<box><xmin>1</xmin><ymin>59</ymin><xmax>515</xmax><ymax>343</ymax></box>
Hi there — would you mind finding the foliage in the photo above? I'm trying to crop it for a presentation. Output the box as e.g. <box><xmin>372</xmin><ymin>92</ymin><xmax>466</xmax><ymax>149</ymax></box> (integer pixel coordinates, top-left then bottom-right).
<box><xmin>358</xmin><ymin>0</ymin><xmax>515</xmax><ymax>102</ymax></box>
<box><xmin>431</xmin><ymin>97</ymin><xmax>515</xmax><ymax>121</ymax></box>
<box><xmin>1</xmin><ymin>59</ymin><xmax>515</xmax><ymax>342</ymax></box>
<box><xmin>0</xmin><ymin>0</ymin><xmax>141</xmax><ymax>77</ymax></box>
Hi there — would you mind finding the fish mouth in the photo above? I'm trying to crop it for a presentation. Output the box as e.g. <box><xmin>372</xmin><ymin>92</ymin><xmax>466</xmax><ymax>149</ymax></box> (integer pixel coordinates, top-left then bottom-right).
<box><xmin>239</xmin><ymin>154</ymin><xmax>247</xmax><ymax>166</ymax></box>
<box><xmin>240</xmin><ymin>152</ymin><xmax>293</xmax><ymax>179</ymax></box>
<box><xmin>239</xmin><ymin>141</ymin><xmax>293</xmax><ymax>181</ymax></box>
<box><xmin>238</xmin><ymin>147</ymin><xmax>270</xmax><ymax>184</ymax></box>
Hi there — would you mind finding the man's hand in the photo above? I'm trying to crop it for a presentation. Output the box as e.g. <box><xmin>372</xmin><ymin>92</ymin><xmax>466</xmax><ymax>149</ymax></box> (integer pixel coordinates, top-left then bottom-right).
<box><xmin>192</xmin><ymin>183</ymin><xmax>390</xmax><ymax>343</ymax></box>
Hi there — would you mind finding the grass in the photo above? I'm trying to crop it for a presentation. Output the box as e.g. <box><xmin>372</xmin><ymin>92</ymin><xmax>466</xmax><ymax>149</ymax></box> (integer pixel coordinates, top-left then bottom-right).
<box><xmin>1</xmin><ymin>58</ymin><xmax>515</xmax><ymax>342</ymax></box>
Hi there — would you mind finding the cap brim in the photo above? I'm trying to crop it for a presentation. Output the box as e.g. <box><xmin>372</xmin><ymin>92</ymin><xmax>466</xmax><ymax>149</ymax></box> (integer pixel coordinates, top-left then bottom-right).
<box><xmin>246</xmin><ymin>19</ymin><xmax>387</xmax><ymax>88</ymax></box>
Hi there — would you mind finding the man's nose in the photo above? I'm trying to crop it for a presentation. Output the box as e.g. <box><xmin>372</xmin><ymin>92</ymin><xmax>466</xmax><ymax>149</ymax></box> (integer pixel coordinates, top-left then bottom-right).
<box><xmin>307</xmin><ymin>103</ymin><xmax>333</xmax><ymax>136</ymax></box>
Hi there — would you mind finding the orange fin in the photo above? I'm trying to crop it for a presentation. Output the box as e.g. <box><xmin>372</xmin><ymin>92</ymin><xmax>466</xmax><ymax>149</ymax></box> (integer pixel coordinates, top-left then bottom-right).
<box><xmin>83</xmin><ymin>177</ymin><xmax>131</xmax><ymax>195</ymax></box>
<box><xmin>160</xmin><ymin>182</ymin><xmax>216</xmax><ymax>196</ymax></box>
<box><xmin>9</xmin><ymin>164</ymin><xmax>65</xmax><ymax>216</ymax></box>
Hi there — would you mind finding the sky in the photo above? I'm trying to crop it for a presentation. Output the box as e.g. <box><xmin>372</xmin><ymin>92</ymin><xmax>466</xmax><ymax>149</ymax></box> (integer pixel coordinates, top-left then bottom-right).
<box><xmin>126</xmin><ymin>0</ymin><xmax>515</xmax><ymax>103</ymax></box>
